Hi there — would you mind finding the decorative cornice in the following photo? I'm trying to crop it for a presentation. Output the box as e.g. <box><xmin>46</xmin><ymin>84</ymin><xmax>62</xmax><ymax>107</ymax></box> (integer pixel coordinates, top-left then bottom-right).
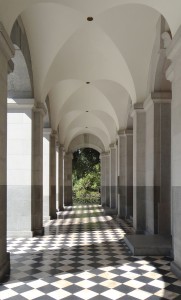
<box><xmin>0</xmin><ymin>22</ymin><xmax>15</xmax><ymax>61</ymax></box>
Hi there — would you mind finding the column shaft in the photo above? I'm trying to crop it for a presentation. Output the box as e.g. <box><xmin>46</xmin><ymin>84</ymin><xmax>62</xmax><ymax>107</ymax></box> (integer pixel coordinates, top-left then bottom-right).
<box><xmin>165</xmin><ymin>32</ymin><xmax>181</xmax><ymax>276</ymax></box>
<box><xmin>110</xmin><ymin>144</ymin><xmax>117</xmax><ymax>209</ymax></box>
<box><xmin>64</xmin><ymin>152</ymin><xmax>73</xmax><ymax>206</ymax></box>
<box><xmin>31</xmin><ymin>104</ymin><xmax>45</xmax><ymax>236</ymax></box>
<box><xmin>144</xmin><ymin>96</ymin><xmax>171</xmax><ymax>234</ymax></box>
<box><xmin>0</xmin><ymin>22</ymin><xmax>14</xmax><ymax>281</ymax></box>
<box><xmin>132</xmin><ymin>105</ymin><xmax>146</xmax><ymax>233</ymax></box>
<box><xmin>49</xmin><ymin>131</ymin><xmax>57</xmax><ymax>219</ymax></box>
<box><xmin>100</xmin><ymin>153</ymin><xmax>106</xmax><ymax>206</ymax></box>
<box><xmin>58</xmin><ymin>145</ymin><xmax>64</xmax><ymax>211</ymax></box>
<box><xmin>118</xmin><ymin>131</ymin><xmax>133</xmax><ymax>219</ymax></box>
<box><xmin>105</xmin><ymin>153</ymin><xmax>110</xmax><ymax>207</ymax></box>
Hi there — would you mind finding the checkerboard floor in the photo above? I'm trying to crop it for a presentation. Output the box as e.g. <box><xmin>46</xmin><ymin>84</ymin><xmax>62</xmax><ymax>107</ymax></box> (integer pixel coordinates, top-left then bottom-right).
<box><xmin>1</xmin><ymin>204</ymin><xmax>181</xmax><ymax>299</ymax></box>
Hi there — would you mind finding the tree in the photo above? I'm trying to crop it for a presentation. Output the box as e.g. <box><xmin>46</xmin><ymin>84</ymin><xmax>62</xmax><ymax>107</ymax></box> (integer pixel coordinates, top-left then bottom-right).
<box><xmin>72</xmin><ymin>148</ymin><xmax>101</xmax><ymax>204</ymax></box>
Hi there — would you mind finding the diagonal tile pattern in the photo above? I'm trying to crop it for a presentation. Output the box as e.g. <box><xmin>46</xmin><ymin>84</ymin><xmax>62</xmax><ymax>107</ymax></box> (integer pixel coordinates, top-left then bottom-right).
<box><xmin>0</xmin><ymin>204</ymin><xmax>181</xmax><ymax>299</ymax></box>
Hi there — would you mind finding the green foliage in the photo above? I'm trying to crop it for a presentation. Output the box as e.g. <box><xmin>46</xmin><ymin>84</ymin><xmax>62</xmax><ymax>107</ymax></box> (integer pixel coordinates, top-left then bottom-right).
<box><xmin>72</xmin><ymin>148</ymin><xmax>101</xmax><ymax>204</ymax></box>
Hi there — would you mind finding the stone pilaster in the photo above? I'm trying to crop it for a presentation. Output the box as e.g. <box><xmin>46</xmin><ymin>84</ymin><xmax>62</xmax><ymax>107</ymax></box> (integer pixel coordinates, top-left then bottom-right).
<box><xmin>49</xmin><ymin>130</ymin><xmax>57</xmax><ymax>219</ymax></box>
<box><xmin>58</xmin><ymin>144</ymin><xmax>64</xmax><ymax>211</ymax></box>
<box><xmin>118</xmin><ymin>131</ymin><xmax>126</xmax><ymax>218</ymax></box>
<box><xmin>64</xmin><ymin>152</ymin><xmax>73</xmax><ymax>206</ymax></box>
<box><xmin>118</xmin><ymin>130</ymin><xmax>133</xmax><ymax>219</ymax></box>
<box><xmin>101</xmin><ymin>152</ymin><xmax>110</xmax><ymax>207</ymax></box>
<box><xmin>0</xmin><ymin>22</ymin><xmax>14</xmax><ymax>281</ymax></box>
<box><xmin>31</xmin><ymin>103</ymin><xmax>46</xmax><ymax>236</ymax></box>
<box><xmin>166</xmin><ymin>25</ymin><xmax>181</xmax><ymax>277</ymax></box>
<box><xmin>144</xmin><ymin>94</ymin><xmax>171</xmax><ymax>235</ymax></box>
<box><xmin>126</xmin><ymin>130</ymin><xmax>133</xmax><ymax>218</ymax></box>
<box><xmin>109</xmin><ymin>144</ymin><xmax>117</xmax><ymax>209</ymax></box>
<box><xmin>100</xmin><ymin>152</ymin><xmax>107</xmax><ymax>206</ymax></box>
<box><xmin>131</xmin><ymin>104</ymin><xmax>146</xmax><ymax>233</ymax></box>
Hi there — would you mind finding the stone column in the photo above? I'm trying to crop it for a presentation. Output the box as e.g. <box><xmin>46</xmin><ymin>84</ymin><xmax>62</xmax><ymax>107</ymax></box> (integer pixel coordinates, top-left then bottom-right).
<box><xmin>64</xmin><ymin>152</ymin><xmax>73</xmax><ymax>206</ymax></box>
<box><xmin>104</xmin><ymin>152</ymin><xmax>110</xmax><ymax>207</ymax></box>
<box><xmin>58</xmin><ymin>144</ymin><xmax>64</xmax><ymax>211</ymax></box>
<box><xmin>118</xmin><ymin>130</ymin><xmax>133</xmax><ymax>219</ymax></box>
<box><xmin>31</xmin><ymin>103</ymin><xmax>46</xmax><ymax>236</ymax></box>
<box><xmin>49</xmin><ymin>130</ymin><xmax>57</xmax><ymax>219</ymax></box>
<box><xmin>118</xmin><ymin>131</ymin><xmax>126</xmax><ymax>218</ymax></box>
<box><xmin>109</xmin><ymin>144</ymin><xmax>117</xmax><ymax>209</ymax></box>
<box><xmin>0</xmin><ymin>23</ymin><xmax>14</xmax><ymax>281</ymax></box>
<box><xmin>166</xmin><ymin>26</ymin><xmax>181</xmax><ymax>277</ymax></box>
<box><xmin>43</xmin><ymin>128</ymin><xmax>50</xmax><ymax>220</ymax></box>
<box><xmin>126</xmin><ymin>131</ymin><xmax>133</xmax><ymax>218</ymax></box>
<box><xmin>100</xmin><ymin>153</ymin><xmax>107</xmax><ymax>206</ymax></box>
<box><xmin>131</xmin><ymin>104</ymin><xmax>146</xmax><ymax>233</ymax></box>
<box><xmin>144</xmin><ymin>95</ymin><xmax>171</xmax><ymax>235</ymax></box>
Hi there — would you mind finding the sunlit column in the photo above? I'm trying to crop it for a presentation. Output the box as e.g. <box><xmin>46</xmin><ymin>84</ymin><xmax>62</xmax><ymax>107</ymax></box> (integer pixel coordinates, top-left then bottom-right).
<box><xmin>0</xmin><ymin>22</ymin><xmax>14</xmax><ymax>281</ymax></box>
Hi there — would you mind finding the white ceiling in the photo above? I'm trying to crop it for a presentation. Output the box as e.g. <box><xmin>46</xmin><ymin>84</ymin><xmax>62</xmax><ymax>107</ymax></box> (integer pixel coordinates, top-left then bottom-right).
<box><xmin>2</xmin><ymin>0</ymin><xmax>181</xmax><ymax>151</ymax></box>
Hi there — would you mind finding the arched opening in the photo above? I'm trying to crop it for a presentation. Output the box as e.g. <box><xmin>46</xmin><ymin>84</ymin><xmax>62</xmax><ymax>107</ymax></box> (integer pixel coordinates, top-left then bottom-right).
<box><xmin>72</xmin><ymin>148</ymin><xmax>101</xmax><ymax>205</ymax></box>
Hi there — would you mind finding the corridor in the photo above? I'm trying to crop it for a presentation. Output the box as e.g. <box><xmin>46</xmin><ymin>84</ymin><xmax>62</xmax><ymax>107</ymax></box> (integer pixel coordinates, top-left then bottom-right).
<box><xmin>1</xmin><ymin>205</ymin><xmax>180</xmax><ymax>300</ymax></box>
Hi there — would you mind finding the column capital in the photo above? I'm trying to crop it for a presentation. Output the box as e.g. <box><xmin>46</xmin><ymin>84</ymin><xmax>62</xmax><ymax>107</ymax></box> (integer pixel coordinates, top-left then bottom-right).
<box><xmin>0</xmin><ymin>22</ymin><xmax>15</xmax><ymax>61</ymax></box>
<box><xmin>33</xmin><ymin>102</ymin><xmax>47</xmax><ymax>116</ymax></box>
<box><xmin>130</xmin><ymin>103</ymin><xmax>144</xmax><ymax>117</ymax></box>
<box><xmin>144</xmin><ymin>93</ymin><xmax>172</xmax><ymax>111</ymax></box>
<box><xmin>109</xmin><ymin>143</ymin><xmax>117</xmax><ymax>149</ymax></box>
<box><xmin>50</xmin><ymin>130</ymin><xmax>57</xmax><ymax>138</ymax></box>
<box><xmin>118</xmin><ymin>129</ymin><xmax>126</xmax><ymax>136</ymax></box>
<box><xmin>57</xmin><ymin>143</ymin><xmax>64</xmax><ymax>151</ymax></box>
<box><xmin>100</xmin><ymin>151</ymin><xmax>110</xmax><ymax>158</ymax></box>
<box><xmin>125</xmin><ymin>129</ymin><xmax>133</xmax><ymax>136</ymax></box>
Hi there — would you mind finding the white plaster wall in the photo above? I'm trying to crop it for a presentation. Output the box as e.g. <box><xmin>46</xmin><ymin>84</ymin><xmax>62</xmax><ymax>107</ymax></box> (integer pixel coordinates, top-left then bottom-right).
<box><xmin>7</xmin><ymin>109</ymin><xmax>32</xmax><ymax>236</ymax></box>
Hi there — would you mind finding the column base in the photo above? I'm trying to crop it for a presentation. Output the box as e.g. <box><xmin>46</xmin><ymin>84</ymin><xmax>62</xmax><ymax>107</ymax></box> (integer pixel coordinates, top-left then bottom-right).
<box><xmin>171</xmin><ymin>261</ymin><xmax>181</xmax><ymax>279</ymax></box>
<box><xmin>32</xmin><ymin>227</ymin><xmax>44</xmax><ymax>237</ymax></box>
<box><xmin>0</xmin><ymin>252</ymin><xmax>10</xmax><ymax>283</ymax></box>
<box><xmin>58</xmin><ymin>206</ymin><xmax>64</xmax><ymax>211</ymax></box>
<box><xmin>50</xmin><ymin>214</ymin><xmax>57</xmax><ymax>220</ymax></box>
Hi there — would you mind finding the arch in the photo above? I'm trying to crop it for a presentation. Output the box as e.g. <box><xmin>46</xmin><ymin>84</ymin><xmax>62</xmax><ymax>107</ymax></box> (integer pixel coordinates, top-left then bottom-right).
<box><xmin>147</xmin><ymin>16</ymin><xmax>172</xmax><ymax>95</ymax></box>
<box><xmin>9</xmin><ymin>17</ymin><xmax>34</xmax><ymax>97</ymax></box>
<box><xmin>64</xmin><ymin>127</ymin><xmax>110</xmax><ymax>152</ymax></box>
<box><xmin>69</xmin><ymin>134</ymin><xmax>105</xmax><ymax>153</ymax></box>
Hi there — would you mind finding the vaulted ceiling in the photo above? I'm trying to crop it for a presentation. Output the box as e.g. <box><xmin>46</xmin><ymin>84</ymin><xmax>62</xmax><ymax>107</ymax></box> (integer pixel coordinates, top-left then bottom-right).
<box><xmin>3</xmin><ymin>0</ymin><xmax>181</xmax><ymax>151</ymax></box>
